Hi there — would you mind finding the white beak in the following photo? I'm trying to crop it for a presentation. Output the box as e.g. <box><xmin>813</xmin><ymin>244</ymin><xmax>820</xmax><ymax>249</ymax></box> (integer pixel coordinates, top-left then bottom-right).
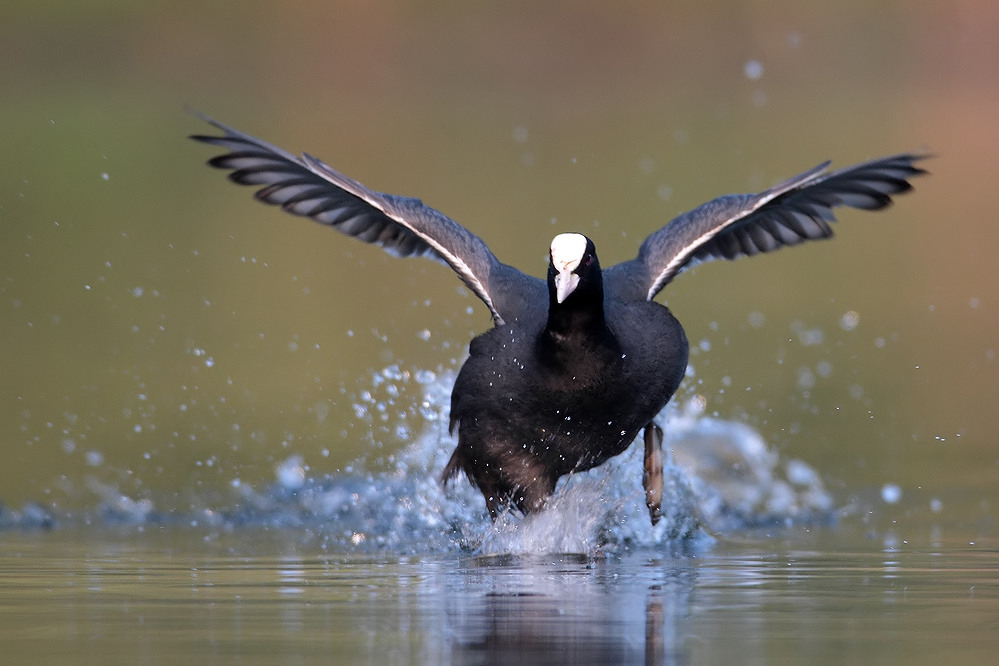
<box><xmin>554</xmin><ymin>269</ymin><xmax>580</xmax><ymax>303</ymax></box>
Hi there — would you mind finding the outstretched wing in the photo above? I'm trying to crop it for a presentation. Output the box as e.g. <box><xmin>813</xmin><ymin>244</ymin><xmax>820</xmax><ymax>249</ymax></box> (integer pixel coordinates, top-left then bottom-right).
<box><xmin>607</xmin><ymin>153</ymin><xmax>929</xmax><ymax>302</ymax></box>
<box><xmin>190</xmin><ymin>112</ymin><xmax>518</xmax><ymax>324</ymax></box>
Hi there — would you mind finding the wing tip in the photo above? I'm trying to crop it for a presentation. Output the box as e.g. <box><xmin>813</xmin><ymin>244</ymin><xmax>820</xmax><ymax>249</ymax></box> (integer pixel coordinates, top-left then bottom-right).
<box><xmin>184</xmin><ymin>106</ymin><xmax>230</xmax><ymax>136</ymax></box>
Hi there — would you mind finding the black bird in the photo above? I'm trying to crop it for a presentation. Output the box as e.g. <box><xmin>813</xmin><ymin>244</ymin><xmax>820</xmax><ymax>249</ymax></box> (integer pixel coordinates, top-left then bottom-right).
<box><xmin>191</xmin><ymin>113</ymin><xmax>927</xmax><ymax>524</ymax></box>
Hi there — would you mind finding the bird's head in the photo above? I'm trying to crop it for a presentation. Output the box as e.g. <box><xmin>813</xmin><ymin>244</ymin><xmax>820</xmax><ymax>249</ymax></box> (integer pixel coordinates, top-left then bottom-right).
<box><xmin>548</xmin><ymin>232</ymin><xmax>600</xmax><ymax>304</ymax></box>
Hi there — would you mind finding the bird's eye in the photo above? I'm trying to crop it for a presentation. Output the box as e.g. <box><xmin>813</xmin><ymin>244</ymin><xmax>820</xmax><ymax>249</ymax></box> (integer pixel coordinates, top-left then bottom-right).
<box><xmin>584</xmin><ymin>255</ymin><xmax>593</xmax><ymax>266</ymax></box>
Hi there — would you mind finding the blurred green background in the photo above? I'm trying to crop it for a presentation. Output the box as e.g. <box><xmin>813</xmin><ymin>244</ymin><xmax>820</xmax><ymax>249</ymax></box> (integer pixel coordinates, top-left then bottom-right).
<box><xmin>1</xmin><ymin>2</ymin><xmax>995</xmax><ymax>529</ymax></box>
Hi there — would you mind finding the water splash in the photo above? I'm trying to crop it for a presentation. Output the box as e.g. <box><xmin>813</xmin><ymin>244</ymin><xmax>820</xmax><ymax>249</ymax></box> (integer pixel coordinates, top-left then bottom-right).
<box><xmin>1</xmin><ymin>364</ymin><xmax>833</xmax><ymax>557</ymax></box>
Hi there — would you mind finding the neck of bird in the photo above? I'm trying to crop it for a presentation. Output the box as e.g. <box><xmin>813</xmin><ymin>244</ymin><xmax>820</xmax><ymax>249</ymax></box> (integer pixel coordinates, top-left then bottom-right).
<box><xmin>543</xmin><ymin>284</ymin><xmax>614</xmax><ymax>354</ymax></box>
<box><xmin>546</xmin><ymin>298</ymin><xmax>605</xmax><ymax>336</ymax></box>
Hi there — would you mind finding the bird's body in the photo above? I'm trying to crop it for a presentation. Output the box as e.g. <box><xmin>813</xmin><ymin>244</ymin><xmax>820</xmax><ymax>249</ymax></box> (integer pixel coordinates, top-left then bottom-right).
<box><xmin>192</xmin><ymin>112</ymin><xmax>927</xmax><ymax>524</ymax></box>
<box><xmin>445</xmin><ymin>291</ymin><xmax>687</xmax><ymax>516</ymax></box>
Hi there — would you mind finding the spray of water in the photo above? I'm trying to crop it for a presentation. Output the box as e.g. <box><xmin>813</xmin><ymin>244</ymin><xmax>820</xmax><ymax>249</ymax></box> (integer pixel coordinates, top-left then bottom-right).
<box><xmin>3</xmin><ymin>364</ymin><xmax>833</xmax><ymax>556</ymax></box>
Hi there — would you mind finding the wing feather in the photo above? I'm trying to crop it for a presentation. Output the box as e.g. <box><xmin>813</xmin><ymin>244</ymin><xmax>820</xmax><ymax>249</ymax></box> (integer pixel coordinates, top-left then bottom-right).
<box><xmin>190</xmin><ymin>112</ymin><xmax>523</xmax><ymax>324</ymax></box>
<box><xmin>608</xmin><ymin>153</ymin><xmax>929</xmax><ymax>301</ymax></box>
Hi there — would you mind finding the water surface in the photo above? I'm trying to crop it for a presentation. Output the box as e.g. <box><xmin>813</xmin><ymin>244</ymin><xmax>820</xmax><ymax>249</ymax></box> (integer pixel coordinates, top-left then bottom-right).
<box><xmin>2</xmin><ymin>527</ymin><xmax>995</xmax><ymax>664</ymax></box>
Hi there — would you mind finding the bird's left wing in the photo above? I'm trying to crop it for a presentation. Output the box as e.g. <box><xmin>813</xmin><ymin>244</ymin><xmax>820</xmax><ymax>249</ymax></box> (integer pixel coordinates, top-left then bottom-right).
<box><xmin>606</xmin><ymin>153</ymin><xmax>929</xmax><ymax>302</ymax></box>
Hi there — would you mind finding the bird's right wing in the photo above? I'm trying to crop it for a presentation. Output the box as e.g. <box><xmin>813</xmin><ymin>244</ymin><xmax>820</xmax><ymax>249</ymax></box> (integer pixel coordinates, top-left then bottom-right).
<box><xmin>191</xmin><ymin>112</ymin><xmax>525</xmax><ymax>325</ymax></box>
<box><xmin>607</xmin><ymin>153</ymin><xmax>928</xmax><ymax>302</ymax></box>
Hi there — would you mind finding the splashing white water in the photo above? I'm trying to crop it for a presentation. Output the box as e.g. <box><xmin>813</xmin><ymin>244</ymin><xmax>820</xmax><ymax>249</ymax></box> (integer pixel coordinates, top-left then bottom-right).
<box><xmin>6</xmin><ymin>363</ymin><xmax>833</xmax><ymax>556</ymax></box>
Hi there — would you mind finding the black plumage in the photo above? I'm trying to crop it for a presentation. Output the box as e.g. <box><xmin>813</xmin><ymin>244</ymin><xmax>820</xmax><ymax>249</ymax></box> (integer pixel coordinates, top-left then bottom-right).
<box><xmin>191</xmin><ymin>112</ymin><xmax>928</xmax><ymax>524</ymax></box>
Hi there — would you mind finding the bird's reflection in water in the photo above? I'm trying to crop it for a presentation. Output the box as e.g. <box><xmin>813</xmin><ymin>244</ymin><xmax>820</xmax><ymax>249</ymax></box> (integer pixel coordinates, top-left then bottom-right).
<box><xmin>442</xmin><ymin>554</ymin><xmax>697</xmax><ymax>665</ymax></box>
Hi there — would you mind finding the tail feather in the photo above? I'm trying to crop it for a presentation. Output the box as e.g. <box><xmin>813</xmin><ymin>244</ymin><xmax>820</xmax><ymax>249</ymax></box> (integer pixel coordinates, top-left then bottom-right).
<box><xmin>440</xmin><ymin>448</ymin><xmax>469</xmax><ymax>486</ymax></box>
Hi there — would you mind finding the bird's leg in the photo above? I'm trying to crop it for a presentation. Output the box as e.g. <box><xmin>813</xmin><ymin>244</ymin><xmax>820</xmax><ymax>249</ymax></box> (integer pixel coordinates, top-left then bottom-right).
<box><xmin>478</xmin><ymin>478</ymin><xmax>510</xmax><ymax>521</ymax></box>
<box><xmin>643</xmin><ymin>422</ymin><xmax>664</xmax><ymax>525</ymax></box>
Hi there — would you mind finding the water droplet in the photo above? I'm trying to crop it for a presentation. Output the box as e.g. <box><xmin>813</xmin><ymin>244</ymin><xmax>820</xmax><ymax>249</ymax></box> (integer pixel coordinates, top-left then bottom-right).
<box><xmin>840</xmin><ymin>310</ymin><xmax>860</xmax><ymax>331</ymax></box>
<box><xmin>881</xmin><ymin>483</ymin><xmax>902</xmax><ymax>504</ymax></box>
<box><xmin>744</xmin><ymin>59</ymin><xmax>764</xmax><ymax>80</ymax></box>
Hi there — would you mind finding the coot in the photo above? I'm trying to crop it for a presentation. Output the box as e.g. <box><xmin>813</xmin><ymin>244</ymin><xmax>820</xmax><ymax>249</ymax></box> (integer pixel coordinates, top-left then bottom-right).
<box><xmin>191</xmin><ymin>113</ymin><xmax>927</xmax><ymax>524</ymax></box>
